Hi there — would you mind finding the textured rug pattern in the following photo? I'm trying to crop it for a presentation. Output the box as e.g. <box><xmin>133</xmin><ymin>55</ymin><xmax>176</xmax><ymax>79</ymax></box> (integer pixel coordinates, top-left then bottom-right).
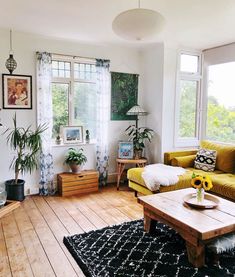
<box><xmin>63</xmin><ymin>219</ymin><xmax>235</xmax><ymax>277</ymax></box>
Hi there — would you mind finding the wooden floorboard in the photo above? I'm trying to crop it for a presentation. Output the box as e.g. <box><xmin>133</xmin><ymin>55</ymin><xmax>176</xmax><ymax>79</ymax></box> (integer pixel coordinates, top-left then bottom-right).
<box><xmin>0</xmin><ymin>220</ymin><xmax>12</xmax><ymax>277</ymax></box>
<box><xmin>13</xmin><ymin>206</ymin><xmax>56</xmax><ymax>277</ymax></box>
<box><xmin>0</xmin><ymin>185</ymin><xmax>142</xmax><ymax>277</ymax></box>
<box><xmin>1</xmin><ymin>213</ymin><xmax>34</xmax><ymax>277</ymax></box>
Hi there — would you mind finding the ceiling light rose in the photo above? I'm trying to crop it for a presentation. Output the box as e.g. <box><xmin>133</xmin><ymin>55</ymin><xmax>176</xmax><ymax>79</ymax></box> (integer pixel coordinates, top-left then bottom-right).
<box><xmin>6</xmin><ymin>30</ymin><xmax>17</xmax><ymax>74</ymax></box>
<box><xmin>112</xmin><ymin>0</ymin><xmax>165</xmax><ymax>41</ymax></box>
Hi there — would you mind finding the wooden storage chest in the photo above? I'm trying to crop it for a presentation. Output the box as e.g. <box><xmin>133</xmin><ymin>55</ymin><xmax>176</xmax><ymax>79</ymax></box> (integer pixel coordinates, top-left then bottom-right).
<box><xmin>57</xmin><ymin>170</ymin><xmax>99</xmax><ymax>196</ymax></box>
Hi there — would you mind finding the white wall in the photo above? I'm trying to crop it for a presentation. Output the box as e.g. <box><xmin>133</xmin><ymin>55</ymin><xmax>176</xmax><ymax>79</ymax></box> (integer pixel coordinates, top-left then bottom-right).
<box><xmin>140</xmin><ymin>43</ymin><xmax>164</xmax><ymax>163</ymax></box>
<box><xmin>139</xmin><ymin>43</ymin><xmax>179</xmax><ymax>162</ymax></box>
<box><xmin>161</xmin><ymin>46</ymin><xmax>178</xmax><ymax>155</ymax></box>
<box><xmin>0</xmin><ymin>29</ymin><xmax>142</xmax><ymax>194</ymax></box>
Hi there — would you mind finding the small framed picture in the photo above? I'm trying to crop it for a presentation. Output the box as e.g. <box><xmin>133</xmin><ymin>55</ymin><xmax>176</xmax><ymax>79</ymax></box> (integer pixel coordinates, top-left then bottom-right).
<box><xmin>62</xmin><ymin>126</ymin><xmax>83</xmax><ymax>144</ymax></box>
<box><xmin>118</xmin><ymin>141</ymin><xmax>133</xmax><ymax>159</ymax></box>
<box><xmin>2</xmin><ymin>74</ymin><xmax>32</xmax><ymax>109</ymax></box>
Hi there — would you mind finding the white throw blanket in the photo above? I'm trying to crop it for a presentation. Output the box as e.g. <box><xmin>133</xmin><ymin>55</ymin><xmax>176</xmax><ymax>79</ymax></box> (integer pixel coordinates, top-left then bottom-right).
<box><xmin>141</xmin><ymin>164</ymin><xmax>186</xmax><ymax>191</ymax></box>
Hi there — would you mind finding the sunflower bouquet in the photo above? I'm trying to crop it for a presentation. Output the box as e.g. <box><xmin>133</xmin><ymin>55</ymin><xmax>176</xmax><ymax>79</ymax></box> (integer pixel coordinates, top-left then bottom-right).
<box><xmin>191</xmin><ymin>173</ymin><xmax>213</xmax><ymax>202</ymax></box>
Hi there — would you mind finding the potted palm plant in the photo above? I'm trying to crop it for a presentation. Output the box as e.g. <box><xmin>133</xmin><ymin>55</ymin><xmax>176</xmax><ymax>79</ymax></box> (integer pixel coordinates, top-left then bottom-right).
<box><xmin>4</xmin><ymin>114</ymin><xmax>47</xmax><ymax>201</ymax></box>
<box><xmin>64</xmin><ymin>148</ymin><xmax>87</xmax><ymax>173</ymax></box>
<box><xmin>125</xmin><ymin>125</ymin><xmax>154</xmax><ymax>159</ymax></box>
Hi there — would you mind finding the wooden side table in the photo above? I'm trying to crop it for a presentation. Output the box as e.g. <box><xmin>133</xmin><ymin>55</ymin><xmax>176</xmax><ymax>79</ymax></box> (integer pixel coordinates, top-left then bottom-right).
<box><xmin>116</xmin><ymin>158</ymin><xmax>147</xmax><ymax>190</ymax></box>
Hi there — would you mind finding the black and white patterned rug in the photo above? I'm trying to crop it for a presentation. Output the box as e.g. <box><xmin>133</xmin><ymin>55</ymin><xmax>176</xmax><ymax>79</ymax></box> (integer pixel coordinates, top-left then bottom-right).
<box><xmin>63</xmin><ymin>219</ymin><xmax>235</xmax><ymax>277</ymax></box>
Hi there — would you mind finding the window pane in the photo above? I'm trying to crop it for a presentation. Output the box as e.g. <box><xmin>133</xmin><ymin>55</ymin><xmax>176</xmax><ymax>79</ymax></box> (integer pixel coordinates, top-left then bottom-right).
<box><xmin>59</xmin><ymin>62</ymin><xmax>64</xmax><ymax>70</ymax></box>
<box><xmin>65</xmin><ymin>62</ymin><xmax>70</xmax><ymax>70</ymax></box>
<box><xmin>180</xmin><ymin>54</ymin><xmax>199</xmax><ymax>73</ymax></box>
<box><xmin>206</xmin><ymin>63</ymin><xmax>235</xmax><ymax>143</ymax></box>
<box><xmin>179</xmin><ymin>80</ymin><xmax>198</xmax><ymax>138</ymax></box>
<box><xmin>65</xmin><ymin>70</ymin><xmax>70</xmax><ymax>78</ymax></box>
<box><xmin>74</xmin><ymin>62</ymin><xmax>95</xmax><ymax>81</ymax></box>
<box><xmin>74</xmin><ymin>82</ymin><xmax>96</xmax><ymax>139</ymax></box>
<box><xmin>59</xmin><ymin>70</ymin><xmax>64</xmax><ymax>78</ymax></box>
<box><xmin>52</xmin><ymin>69</ymin><xmax>59</xmax><ymax>77</ymax></box>
<box><xmin>52</xmin><ymin>83</ymin><xmax>69</xmax><ymax>138</ymax></box>
<box><xmin>52</xmin><ymin>60</ymin><xmax>70</xmax><ymax>78</ymax></box>
<box><xmin>52</xmin><ymin>61</ymin><xmax>58</xmax><ymax>69</ymax></box>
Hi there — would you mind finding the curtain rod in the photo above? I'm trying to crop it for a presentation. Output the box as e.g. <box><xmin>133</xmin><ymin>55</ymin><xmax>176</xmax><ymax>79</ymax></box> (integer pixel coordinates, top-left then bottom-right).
<box><xmin>203</xmin><ymin>41</ymin><xmax>235</xmax><ymax>52</ymax></box>
<box><xmin>52</xmin><ymin>52</ymin><xmax>109</xmax><ymax>61</ymax></box>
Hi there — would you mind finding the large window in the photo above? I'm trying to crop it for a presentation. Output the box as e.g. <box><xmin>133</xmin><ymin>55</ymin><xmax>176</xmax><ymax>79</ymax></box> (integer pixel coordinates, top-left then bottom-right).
<box><xmin>51</xmin><ymin>55</ymin><xmax>97</xmax><ymax>140</ymax></box>
<box><xmin>206</xmin><ymin>62</ymin><xmax>235</xmax><ymax>143</ymax></box>
<box><xmin>175</xmin><ymin>52</ymin><xmax>202</xmax><ymax>146</ymax></box>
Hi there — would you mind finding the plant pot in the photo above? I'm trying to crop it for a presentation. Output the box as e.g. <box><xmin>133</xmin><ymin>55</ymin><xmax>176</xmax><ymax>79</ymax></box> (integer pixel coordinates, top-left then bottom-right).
<box><xmin>134</xmin><ymin>149</ymin><xmax>143</xmax><ymax>160</ymax></box>
<box><xmin>69</xmin><ymin>163</ymin><xmax>82</xmax><ymax>173</ymax></box>
<box><xmin>5</xmin><ymin>179</ymin><xmax>25</xmax><ymax>202</ymax></box>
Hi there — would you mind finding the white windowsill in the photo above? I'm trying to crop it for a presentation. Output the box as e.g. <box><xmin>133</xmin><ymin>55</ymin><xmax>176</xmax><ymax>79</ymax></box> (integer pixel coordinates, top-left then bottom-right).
<box><xmin>52</xmin><ymin>141</ymin><xmax>96</xmax><ymax>148</ymax></box>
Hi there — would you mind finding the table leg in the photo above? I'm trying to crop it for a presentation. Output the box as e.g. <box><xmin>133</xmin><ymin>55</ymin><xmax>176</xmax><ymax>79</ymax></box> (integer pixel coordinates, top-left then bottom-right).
<box><xmin>144</xmin><ymin>215</ymin><xmax>156</xmax><ymax>234</ymax></box>
<box><xmin>186</xmin><ymin>241</ymin><xmax>205</xmax><ymax>268</ymax></box>
<box><xmin>117</xmin><ymin>162</ymin><xmax>125</xmax><ymax>190</ymax></box>
<box><xmin>136</xmin><ymin>163</ymin><xmax>146</xmax><ymax>168</ymax></box>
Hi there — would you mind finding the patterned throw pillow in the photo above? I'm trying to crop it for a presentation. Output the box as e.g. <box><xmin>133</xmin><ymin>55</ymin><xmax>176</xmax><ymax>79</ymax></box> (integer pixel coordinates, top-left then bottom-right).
<box><xmin>194</xmin><ymin>148</ymin><xmax>217</xmax><ymax>172</ymax></box>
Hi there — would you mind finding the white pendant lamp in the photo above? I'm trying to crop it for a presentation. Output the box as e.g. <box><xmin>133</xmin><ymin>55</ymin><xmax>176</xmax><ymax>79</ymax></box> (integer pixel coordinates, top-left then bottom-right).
<box><xmin>112</xmin><ymin>0</ymin><xmax>165</xmax><ymax>41</ymax></box>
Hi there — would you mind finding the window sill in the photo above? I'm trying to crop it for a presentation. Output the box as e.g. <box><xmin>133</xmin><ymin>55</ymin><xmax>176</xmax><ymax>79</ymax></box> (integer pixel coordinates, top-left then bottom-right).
<box><xmin>52</xmin><ymin>141</ymin><xmax>96</xmax><ymax>148</ymax></box>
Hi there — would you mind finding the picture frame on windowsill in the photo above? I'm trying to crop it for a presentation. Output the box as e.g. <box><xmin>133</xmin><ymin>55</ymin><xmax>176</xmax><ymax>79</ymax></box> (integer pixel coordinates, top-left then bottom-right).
<box><xmin>62</xmin><ymin>126</ymin><xmax>83</xmax><ymax>144</ymax></box>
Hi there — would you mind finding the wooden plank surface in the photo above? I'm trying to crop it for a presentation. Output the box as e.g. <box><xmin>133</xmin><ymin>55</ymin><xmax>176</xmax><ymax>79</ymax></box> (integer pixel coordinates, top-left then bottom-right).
<box><xmin>22</xmin><ymin>198</ymin><xmax>78</xmax><ymax>277</ymax></box>
<box><xmin>62</xmin><ymin>182</ymin><xmax>98</xmax><ymax>191</ymax></box>
<box><xmin>138</xmin><ymin>188</ymin><xmax>235</xmax><ymax>240</ymax></box>
<box><xmin>1</xmin><ymin>213</ymin><xmax>34</xmax><ymax>277</ymax></box>
<box><xmin>1</xmin><ymin>185</ymin><xmax>142</xmax><ymax>277</ymax></box>
<box><xmin>0</xmin><ymin>220</ymin><xmax>12</xmax><ymax>277</ymax></box>
<box><xmin>0</xmin><ymin>201</ymin><xmax>20</xmax><ymax>219</ymax></box>
<box><xmin>13</xmin><ymin>205</ymin><xmax>56</xmax><ymax>277</ymax></box>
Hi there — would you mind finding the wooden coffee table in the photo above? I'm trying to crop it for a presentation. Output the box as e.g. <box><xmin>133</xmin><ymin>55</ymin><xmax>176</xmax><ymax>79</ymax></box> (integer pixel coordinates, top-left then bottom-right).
<box><xmin>138</xmin><ymin>188</ymin><xmax>235</xmax><ymax>268</ymax></box>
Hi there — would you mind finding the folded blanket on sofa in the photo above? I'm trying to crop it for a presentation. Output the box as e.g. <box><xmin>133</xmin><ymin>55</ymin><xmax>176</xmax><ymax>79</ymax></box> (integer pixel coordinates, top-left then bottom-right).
<box><xmin>142</xmin><ymin>164</ymin><xmax>186</xmax><ymax>191</ymax></box>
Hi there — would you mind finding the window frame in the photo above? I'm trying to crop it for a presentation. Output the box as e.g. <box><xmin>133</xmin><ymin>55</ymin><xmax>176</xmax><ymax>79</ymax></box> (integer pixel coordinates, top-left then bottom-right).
<box><xmin>201</xmin><ymin>61</ymin><xmax>235</xmax><ymax>144</ymax></box>
<box><xmin>174</xmin><ymin>50</ymin><xmax>202</xmax><ymax>148</ymax></box>
<box><xmin>51</xmin><ymin>54</ymin><xmax>96</xmax><ymax>132</ymax></box>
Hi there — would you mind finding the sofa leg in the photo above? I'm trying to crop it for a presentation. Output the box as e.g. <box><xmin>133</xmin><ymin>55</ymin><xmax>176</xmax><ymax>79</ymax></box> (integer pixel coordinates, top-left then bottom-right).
<box><xmin>134</xmin><ymin>191</ymin><xmax>138</xmax><ymax>197</ymax></box>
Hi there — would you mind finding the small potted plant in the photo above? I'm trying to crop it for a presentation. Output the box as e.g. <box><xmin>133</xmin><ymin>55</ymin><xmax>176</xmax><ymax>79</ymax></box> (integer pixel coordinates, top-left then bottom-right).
<box><xmin>125</xmin><ymin>125</ymin><xmax>154</xmax><ymax>159</ymax></box>
<box><xmin>85</xmin><ymin>130</ymin><xmax>90</xmax><ymax>144</ymax></box>
<box><xmin>64</xmin><ymin>148</ymin><xmax>87</xmax><ymax>173</ymax></box>
<box><xmin>4</xmin><ymin>114</ymin><xmax>47</xmax><ymax>201</ymax></box>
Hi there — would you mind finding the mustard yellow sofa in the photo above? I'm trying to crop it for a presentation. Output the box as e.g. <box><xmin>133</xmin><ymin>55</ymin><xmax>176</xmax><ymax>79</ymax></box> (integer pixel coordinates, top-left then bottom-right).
<box><xmin>127</xmin><ymin>140</ymin><xmax>235</xmax><ymax>201</ymax></box>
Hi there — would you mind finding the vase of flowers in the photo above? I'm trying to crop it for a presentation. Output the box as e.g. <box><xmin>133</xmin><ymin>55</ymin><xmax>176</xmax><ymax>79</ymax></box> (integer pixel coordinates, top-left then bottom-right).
<box><xmin>191</xmin><ymin>173</ymin><xmax>213</xmax><ymax>203</ymax></box>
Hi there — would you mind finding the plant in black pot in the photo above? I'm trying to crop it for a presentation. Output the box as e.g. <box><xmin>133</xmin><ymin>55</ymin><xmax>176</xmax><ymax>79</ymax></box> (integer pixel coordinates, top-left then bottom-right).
<box><xmin>64</xmin><ymin>148</ymin><xmax>87</xmax><ymax>173</ymax></box>
<box><xmin>4</xmin><ymin>114</ymin><xmax>46</xmax><ymax>201</ymax></box>
<box><xmin>125</xmin><ymin>125</ymin><xmax>154</xmax><ymax>159</ymax></box>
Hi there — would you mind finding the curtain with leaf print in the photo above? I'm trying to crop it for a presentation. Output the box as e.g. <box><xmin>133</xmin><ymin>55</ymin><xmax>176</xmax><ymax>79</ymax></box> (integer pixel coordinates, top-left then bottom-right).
<box><xmin>36</xmin><ymin>52</ymin><xmax>55</xmax><ymax>195</ymax></box>
<box><xmin>96</xmin><ymin>59</ymin><xmax>110</xmax><ymax>186</ymax></box>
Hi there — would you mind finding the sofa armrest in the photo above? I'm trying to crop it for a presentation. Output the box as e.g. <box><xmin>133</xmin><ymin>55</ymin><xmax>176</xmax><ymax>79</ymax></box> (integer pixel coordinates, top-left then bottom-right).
<box><xmin>164</xmin><ymin>150</ymin><xmax>198</xmax><ymax>165</ymax></box>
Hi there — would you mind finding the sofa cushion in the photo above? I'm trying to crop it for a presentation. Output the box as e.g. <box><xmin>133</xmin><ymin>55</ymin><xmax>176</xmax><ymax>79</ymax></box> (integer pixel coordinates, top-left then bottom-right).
<box><xmin>210</xmin><ymin>173</ymin><xmax>235</xmax><ymax>200</ymax></box>
<box><xmin>194</xmin><ymin>148</ymin><xmax>217</xmax><ymax>172</ymax></box>
<box><xmin>159</xmin><ymin>168</ymin><xmax>224</xmax><ymax>193</ymax></box>
<box><xmin>171</xmin><ymin>155</ymin><xmax>196</xmax><ymax>168</ymax></box>
<box><xmin>127</xmin><ymin>168</ymin><xmax>145</xmax><ymax>187</ymax></box>
<box><xmin>127</xmin><ymin>166</ymin><xmax>224</xmax><ymax>193</ymax></box>
<box><xmin>200</xmin><ymin>140</ymin><xmax>235</xmax><ymax>173</ymax></box>
<box><xmin>129</xmin><ymin>180</ymin><xmax>154</xmax><ymax>195</ymax></box>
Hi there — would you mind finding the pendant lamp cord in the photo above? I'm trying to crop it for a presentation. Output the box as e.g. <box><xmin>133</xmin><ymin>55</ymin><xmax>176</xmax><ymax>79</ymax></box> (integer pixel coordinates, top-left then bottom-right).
<box><xmin>10</xmin><ymin>29</ymin><xmax>13</xmax><ymax>52</ymax></box>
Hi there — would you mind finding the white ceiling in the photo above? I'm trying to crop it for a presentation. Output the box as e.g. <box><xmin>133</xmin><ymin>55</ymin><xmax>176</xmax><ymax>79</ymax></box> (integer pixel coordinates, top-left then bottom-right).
<box><xmin>1</xmin><ymin>0</ymin><xmax>235</xmax><ymax>49</ymax></box>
